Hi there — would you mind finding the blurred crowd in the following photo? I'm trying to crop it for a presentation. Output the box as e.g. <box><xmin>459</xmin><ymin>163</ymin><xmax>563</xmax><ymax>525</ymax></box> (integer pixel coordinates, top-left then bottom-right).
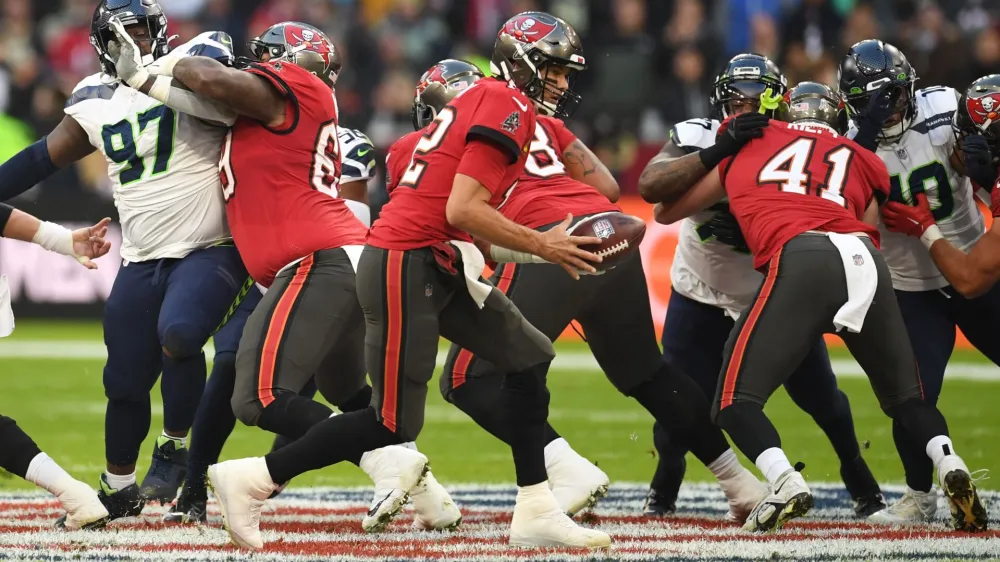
<box><xmin>1</xmin><ymin>0</ymin><xmax>999</xmax><ymax>198</ymax></box>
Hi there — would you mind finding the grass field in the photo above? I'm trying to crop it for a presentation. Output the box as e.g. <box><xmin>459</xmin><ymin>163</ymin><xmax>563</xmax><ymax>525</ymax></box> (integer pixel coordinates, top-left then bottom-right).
<box><xmin>0</xmin><ymin>319</ymin><xmax>996</xmax><ymax>492</ymax></box>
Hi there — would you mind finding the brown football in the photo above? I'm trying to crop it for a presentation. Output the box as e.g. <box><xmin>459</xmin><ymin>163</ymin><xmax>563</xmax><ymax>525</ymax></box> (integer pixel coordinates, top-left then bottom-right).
<box><xmin>569</xmin><ymin>212</ymin><xmax>646</xmax><ymax>271</ymax></box>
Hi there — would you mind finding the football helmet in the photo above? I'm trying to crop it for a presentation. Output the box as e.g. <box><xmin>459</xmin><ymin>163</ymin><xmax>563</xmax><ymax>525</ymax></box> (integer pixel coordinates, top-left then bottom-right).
<box><xmin>411</xmin><ymin>59</ymin><xmax>484</xmax><ymax>130</ymax></box>
<box><xmin>247</xmin><ymin>22</ymin><xmax>341</xmax><ymax>88</ymax></box>
<box><xmin>954</xmin><ymin>74</ymin><xmax>1000</xmax><ymax>162</ymax></box>
<box><xmin>780</xmin><ymin>82</ymin><xmax>849</xmax><ymax>134</ymax></box>
<box><xmin>91</xmin><ymin>0</ymin><xmax>169</xmax><ymax>77</ymax></box>
<box><xmin>491</xmin><ymin>12</ymin><xmax>587</xmax><ymax>118</ymax></box>
<box><xmin>710</xmin><ymin>53</ymin><xmax>787</xmax><ymax>119</ymax></box>
<box><xmin>838</xmin><ymin>40</ymin><xmax>917</xmax><ymax>143</ymax></box>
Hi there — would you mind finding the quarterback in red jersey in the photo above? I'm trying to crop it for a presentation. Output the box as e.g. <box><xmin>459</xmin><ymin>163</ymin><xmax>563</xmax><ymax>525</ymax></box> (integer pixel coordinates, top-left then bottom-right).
<box><xmin>401</xmin><ymin>58</ymin><xmax>769</xmax><ymax>522</ymax></box>
<box><xmin>655</xmin><ymin>82</ymin><xmax>983</xmax><ymax>533</ymax></box>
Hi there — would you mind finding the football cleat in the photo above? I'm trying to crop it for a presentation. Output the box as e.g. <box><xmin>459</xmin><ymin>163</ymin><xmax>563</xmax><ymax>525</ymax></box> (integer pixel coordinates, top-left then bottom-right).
<box><xmin>207</xmin><ymin>457</ymin><xmax>277</xmax><ymax>550</ymax></box>
<box><xmin>359</xmin><ymin>445</ymin><xmax>428</xmax><ymax>533</ymax></box>
<box><xmin>642</xmin><ymin>489</ymin><xmax>677</xmax><ymax>516</ymax></box>
<box><xmin>56</xmin><ymin>474</ymin><xmax>145</xmax><ymax>527</ymax></box>
<box><xmin>163</xmin><ymin>483</ymin><xmax>207</xmax><ymax>524</ymax></box>
<box><xmin>139</xmin><ymin>436</ymin><xmax>188</xmax><ymax>503</ymax></box>
<box><xmin>720</xmin><ymin>467</ymin><xmax>769</xmax><ymax>523</ymax></box>
<box><xmin>868</xmin><ymin>488</ymin><xmax>937</xmax><ymax>525</ymax></box>
<box><xmin>54</xmin><ymin>478</ymin><xmax>110</xmax><ymax>530</ymax></box>
<box><xmin>410</xmin><ymin>471</ymin><xmax>462</xmax><ymax>531</ymax></box>
<box><xmin>509</xmin><ymin>484</ymin><xmax>611</xmax><ymax>548</ymax></box>
<box><xmin>938</xmin><ymin>456</ymin><xmax>988</xmax><ymax>532</ymax></box>
<box><xmin>742</xmin><ymin>469</ymin><xmax>812</xmax><ymax>532</ymax></box>
<box><xmin>546</xmin><ymin>448</ymin><xmax>609</xmax><ymax>517</ymax></box>
<box><xmin>840</xmin><ymin>456</ymin><xmax>887</xmax><ymax>518</ymax></box>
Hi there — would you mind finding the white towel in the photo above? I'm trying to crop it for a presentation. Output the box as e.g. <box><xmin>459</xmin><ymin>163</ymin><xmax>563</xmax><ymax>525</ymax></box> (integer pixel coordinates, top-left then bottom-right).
<box><xmin>0</xmin><ymin>275</ymin><xmax>14</xmax><ymax>338</ymax></box>
<box><xmin>449</xmin><ymin>240</ymin><xmax>493</xmax><ymax>308</ymax></box>
<box><xmin>826</xmin><ymin>233</ymin><xmax>877</xmax><ymax>333</ymax></box>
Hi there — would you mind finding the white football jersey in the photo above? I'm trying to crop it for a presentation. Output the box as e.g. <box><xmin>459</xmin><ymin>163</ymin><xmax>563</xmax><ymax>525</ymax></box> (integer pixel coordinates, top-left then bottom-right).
<box><xmin>338</xmin><ymin>127</ymin><xmax>376</xmax><ymax>185</ymax></box>
<box><xmin>65</xmin><ymin>32</ymin><xmax>235</xmax><ymax>262</ymax></box>
<box><xmin>668</xmin><ymin>118</ymin><xmax>760</xmax><ymax>317</ymax></box>
<box><xmin>853</xmin><ymin>86</ymin><xmax>985</xmax><ymax>291</ymax></box>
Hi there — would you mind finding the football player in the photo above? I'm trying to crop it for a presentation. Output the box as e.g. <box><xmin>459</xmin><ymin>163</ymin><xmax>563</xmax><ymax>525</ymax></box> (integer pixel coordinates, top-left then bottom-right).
<box><xmin>406</xmin><ymin>58</ymin><xmax>767</xmax><ymax>521</ymax></box>
<box><xmin>0</xmin><ymin>0</ymin><xmax>252</xmax><ymax>520</ymax></box>
<box><xmin>882</xmin><ymin>74</ymin><xmax>1000</xmax><ymax>296</ymax></box>
<box><xmin>202</xmin><ymin>12</ymin><xmax>610</xmax><ymax>550</ymax></box>
<box><xmin>636</xmin><ymin>54</ymin><xmax>884</xmax><ymax>517</ymax></box>
<box><xmin>840</xmin><ymin>41</ymin><xmax>999</xmax><ymax>527</ymax></box>
<box><xmin>654</xmin><ymin>81</ymin><xmax>985</xmax><ymax>533</ymax></box>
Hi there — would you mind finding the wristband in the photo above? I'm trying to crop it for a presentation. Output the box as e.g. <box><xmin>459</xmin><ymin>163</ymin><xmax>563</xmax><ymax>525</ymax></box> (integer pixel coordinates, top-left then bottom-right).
<box><xmin>147</xmin><ymin>75</ymin><xmax>173</xmax><ymax>102</ymax></box>
<box><xmin>343</xmin><ymin>199</ymin><xmax>371</xmax><ymax>228</ymax></box>
<box><xmin>125</xmin><ymin>66</ymin><xmax>152</xmax><ymax>90</ymax></box>
<box><xmin>920</xmin><ymin>224</ymin><xmax>943</xmax><ymax>249</ymax></box>
<box><xmin>490</xmin><ymin>246</ymin><xmax>548</xmax><ymax>264</ymax></box>
<box><xmin>698</xmin><ymin>143</ymin><xmax>728</xmax><ymax>171</ymax></box>
<box><xmin>31</xmin><ymin>221</ymin><xmax>75</xmax><ymax>257</ymax></box>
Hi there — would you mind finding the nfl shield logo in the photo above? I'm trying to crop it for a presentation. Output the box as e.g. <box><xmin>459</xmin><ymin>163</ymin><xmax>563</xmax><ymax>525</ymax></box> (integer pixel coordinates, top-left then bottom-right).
<box><xmin>853</xmin><ymin>254</ymin><xmax>864</xmax><ymax>266</ymax></box>
<box><xmin>896</xmin><ymin>148</ymin><xmax>908</xmax><ymax>160</ymax></box>
<box><xmin>593</xmin><ymin>219</ymin><xmax>615</xmax><ymax>239</ymax></box>
<box><xmin>425</xmin><ymin>284</ymin><xmax>433</xmax><ymax>297</ymax></box>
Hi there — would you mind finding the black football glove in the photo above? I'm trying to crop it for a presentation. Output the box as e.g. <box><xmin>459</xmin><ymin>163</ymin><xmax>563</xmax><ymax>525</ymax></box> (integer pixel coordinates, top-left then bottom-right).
<box><xmin>852</xmin><ymin>81</ymin><xmax>902</xmax><ymax>152</ymax></box>
<box><xmin>961</xmin><ymin>134</ymin><xmax>999</xmax><ymax>191</ymax></box>
<box><xmin>699</xmin><ymin>113</ymin><xmax>770</xmax><ymax>170</ymax></box>
<box><xmin>708</xmin><ymin>204</ymin><xmax>749</xmax><ymax>253</ymax></box>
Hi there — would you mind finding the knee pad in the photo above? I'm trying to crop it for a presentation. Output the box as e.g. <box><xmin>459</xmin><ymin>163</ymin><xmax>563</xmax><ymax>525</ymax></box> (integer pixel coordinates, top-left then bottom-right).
<box><xmin>161</xmin><ymin>323</ymin><xmax>208</xmax><ymax>359</ymax></box>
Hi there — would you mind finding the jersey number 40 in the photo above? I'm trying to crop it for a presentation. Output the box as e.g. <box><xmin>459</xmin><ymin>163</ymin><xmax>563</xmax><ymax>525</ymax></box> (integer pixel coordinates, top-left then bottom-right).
<box><xmin>758</xmin><ymin>138</ymin><xmax>854</xmax><ymax>207</ymax></box>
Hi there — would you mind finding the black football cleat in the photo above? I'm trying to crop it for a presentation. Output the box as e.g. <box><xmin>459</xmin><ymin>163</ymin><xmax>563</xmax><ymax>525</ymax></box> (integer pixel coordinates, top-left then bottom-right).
<box><xmin>163</xmin><ymin>483</ymin><xmax>207</xmax><ymax>524</ymax></box>
<box><xmin>55</xmin><ymin>474</ymin><xmax>145</xmax><ymax>528</ymax></box>
<box><xmin>140</xmin><ymin>437</ymin><xmax>188</xmax><ymax>503</ymax></box>
<box><xmin>642</xmin><ymin>489</ymin><xmax>677</xmax><ymax>516</ymax></box>
<box><xmin>840</xmin><ymin>456</ymin><xmax>887</xmax><ymax>518</ymax></box>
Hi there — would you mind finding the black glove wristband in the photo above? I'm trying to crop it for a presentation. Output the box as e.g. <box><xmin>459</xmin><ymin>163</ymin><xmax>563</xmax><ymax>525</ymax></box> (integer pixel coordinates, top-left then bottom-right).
<box><xmin>698</xmin><ymin>142</ymin><xmax>731</xmax><ymax>171</ymax></box>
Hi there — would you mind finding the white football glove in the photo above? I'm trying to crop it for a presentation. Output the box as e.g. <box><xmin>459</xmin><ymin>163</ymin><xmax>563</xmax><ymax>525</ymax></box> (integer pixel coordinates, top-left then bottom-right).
<box><xmin>106</xmin><ymin>16</ymin><xmax>149</xmax><ymax>89</ymax></box>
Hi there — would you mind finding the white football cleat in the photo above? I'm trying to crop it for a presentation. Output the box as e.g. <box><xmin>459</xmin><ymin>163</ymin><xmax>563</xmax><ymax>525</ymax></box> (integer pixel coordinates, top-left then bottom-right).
<box><xmin>57</xmin><ymin>478</ymin><xmax>110</xmax><ymax>530</ymax></box>
<box><xmin>545</xmin><ymin>443</ymin><xmax>609</xmax><ymax>516</ymax></box>
<box><xmin>743</xmin><ymin>469</ymin><xmax>812</xmax><ymax>533</ymax></box>
<box><xmin>868</xmin><ymin>487</ymin><xmax>937</xmax><ymax>526</ymax></box>
<box><xmin>410</xmin><ymin>471</ymin><xmax>462</xmax><ymax>530</ymax></box>
<box><xmin>719</xmin><ymin>467</ymin><xmax>769</xmax><ymax>523</ymax></box>
<box><xmin>207</xmin><ymin>457</ymin><xmax>277</xmax><ymax>550</ymax></box>
<box><xmin>509</xmin><ymin>484</ymin><xmax>611</xmax><ymax>548</ymax></box>
<box><xmin>937</xmin><ymin>455</ymin><xmax>988</xmax><ymax>532</ymax></box>
<box><xmin>360</xmin><ymin>445</ymin><xmax>428</xmax><ymax>533</ymax></box>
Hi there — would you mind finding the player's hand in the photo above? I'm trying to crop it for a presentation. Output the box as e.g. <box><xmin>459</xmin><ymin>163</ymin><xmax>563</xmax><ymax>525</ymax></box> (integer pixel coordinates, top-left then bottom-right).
<box><xmin>881</xmin><ymin>193</ymin><xmax>936</xmax><ymax>238</ymax></box>
<box><xmin>106</xmin><ymin>17</ymin><xmax>150</xmax><ymax>89</ymax></box>
<box><xmin>854</xmin><ymin>81</ymin><xmax>902</xmax><ymax>151</ymax></box>
<box><xmin>71</xmin><ymin>218</ymin><xmax>113</xmax><ymax>270</ymax></box>
<box><xmin>535</xmin><ymin>214</ymin><xmax>603</xmax><ymax>280</ymax></box>
<box><xmin>960</xmin><ymin>134</ymin><xmax>999</xmax><ymax>190</ymax></box>
<box><xmin>708</xmin><ymin>205</ymin><xmax>749</xmax><ymax>252</ymax></box>
<box><xmin>717</xmin><ymin>113</ymin><xmax>770</xmax><ymax>153</ymax></box>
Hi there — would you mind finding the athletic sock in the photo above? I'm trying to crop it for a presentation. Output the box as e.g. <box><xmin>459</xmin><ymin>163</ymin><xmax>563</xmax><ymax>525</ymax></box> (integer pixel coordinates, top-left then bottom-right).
<box><xmin>160</xmin><ymin>352</ymin><xmax>207</xmax><ymax>434</ymax></box>
<box><xmin>186</xmin><ymin>352</ymin><xmax>239</xmax><ymax>489</ymax></box>
<box><xmin>755</xmin><ymin>447</ymin><xmax>793</xmax><ymax>485</ymax></box>
<box><xmin>926</xmin><ymin>435</ymin><xmax>956</xmax><ymax>465</ymax></box>
<box><xmin>707</xmin><ymin>448</ymin><xmax>743</xmax><ymax>482</ymax></box>
<box><xmin>894</xmin><ymin>419</ymin><xmax>934</xmax><ymax>493</ymax></box>
<box><xmin>502</xmin><ymin>366</ymin><xmax>550</xmax><ymax>487</ymax></box>
<box><xmin>337</xmin><ymin>385</ymin><xmax>372</xmax><ymax>413</ymax></box>
<box><xmin>256</xmin><ymin>393</ymin><xmax>335</xmax><ymax>440</ymax></box>
<box><xmin>104</xmin><ymin>471</ymin><xmax>136</xmax><ymax>491</ymax></box>
<box><xmin>25</xmin><ymin>453</ymin><xmax>73</xmax><ymax>496</ymax></box>
<box><xmin>105</xmin><ymin>397</ymin><xmax>151</xmax><ymax>467</ymax></box>
<box><xmin>715</xmin><ymin>401</ymin><xmax>782</xmax><ymax>464</ymax></box>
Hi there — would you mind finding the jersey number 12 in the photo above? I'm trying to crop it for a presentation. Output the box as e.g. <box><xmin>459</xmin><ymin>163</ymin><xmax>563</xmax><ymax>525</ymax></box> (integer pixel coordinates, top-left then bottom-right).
<box><xmin>758</xmin><ymin>138</ymin><xmax>854</xmax><ymax>207</ymax></box>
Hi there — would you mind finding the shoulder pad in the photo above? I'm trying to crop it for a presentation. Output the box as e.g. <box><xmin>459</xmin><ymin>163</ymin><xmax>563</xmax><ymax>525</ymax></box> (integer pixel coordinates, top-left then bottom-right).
<box><xmin>911</xmin><ymin>86</ymin><xmax>958</xmax><ymax>146</ymax></box>
<box><xmin>65</xmin><ymin>74</ymin><xmax>117</xmax><ymax>109</ymax></box>
<box><xmin>669</xmin><ymin>118</ymin><xmax>719</xmax><ymax>152</ymax></box>
<box><xmin>178</xmin><ymin>31</ymin><xmax>235</xmax><ymax>66</ymax></box>
<box><xmin>340</xmin><ymin>128</ymin><xmax>376</xmax><ymax>183</ymax></box>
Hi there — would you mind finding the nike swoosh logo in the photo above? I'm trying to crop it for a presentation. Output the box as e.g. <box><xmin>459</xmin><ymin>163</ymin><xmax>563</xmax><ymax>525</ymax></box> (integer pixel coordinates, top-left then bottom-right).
<box><xmin>367</xmin><ymin>491</ymin><xmax>392</xmax><ymax>517</ymax></box>
<box><xmin>513</xmin><ymin>98</ymin><xmax>529</xmax><ymax>112</ymax></box>
<box><xmin>357</xmin><ymin>148</ymin><xmax>371</xmax><ymax>157</ymax></box>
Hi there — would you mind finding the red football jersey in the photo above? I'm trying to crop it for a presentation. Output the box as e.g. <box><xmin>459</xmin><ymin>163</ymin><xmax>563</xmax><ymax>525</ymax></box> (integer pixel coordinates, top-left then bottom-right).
<box><xmin>720</xmin><ymin>120</ymin><xmax>889</xmax><ymax>269</ymax></box>
<box><xmin>219</xmin><ymin>61</ymin><xmax>367</xmax><ymax>287</ymax></box>
<box><xmin>368</xmin><ymin>78</ymin><xmax>536</xmax><ymax>249</ymax></box>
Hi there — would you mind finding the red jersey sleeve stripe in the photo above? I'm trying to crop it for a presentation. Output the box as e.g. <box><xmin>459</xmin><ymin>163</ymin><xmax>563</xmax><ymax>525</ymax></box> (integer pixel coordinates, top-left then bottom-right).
<box><xmin>256</xmin><ymin>254</ymin><xmax>315</xmax><ymax>408</ymax></box>
<box><xmin>467</xmin><ymin>125</ymin><xmax>521</xmax><ymax>164</ymax></box>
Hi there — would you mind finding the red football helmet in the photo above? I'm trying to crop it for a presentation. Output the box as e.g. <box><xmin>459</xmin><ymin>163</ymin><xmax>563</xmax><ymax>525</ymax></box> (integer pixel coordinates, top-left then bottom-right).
<box><xmin>955</xmin><ymin>74</ymin><xmax>1000</xmax><ymax>161</ymax></box>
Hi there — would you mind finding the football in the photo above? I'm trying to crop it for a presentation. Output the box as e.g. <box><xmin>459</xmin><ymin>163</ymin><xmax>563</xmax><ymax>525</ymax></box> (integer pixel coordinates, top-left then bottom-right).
<box><xmin>568</xmin><ymin>212</ymin><xmax>646</xmax><ymax>271</ymax></box>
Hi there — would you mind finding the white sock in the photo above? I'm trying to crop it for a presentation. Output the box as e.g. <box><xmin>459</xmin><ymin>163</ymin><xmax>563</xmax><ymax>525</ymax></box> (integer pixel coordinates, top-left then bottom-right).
<box><xmin>707</xmin><ymin>448</ymin><xmax>742</xmax><ymax>481</ymax></box>
<box><xmin>400</xmin><ymin>442</ymin><xmax>418</xmax><ymax>451</ymax></box>
<box><xmin>755</xmin><ymin>447</ymin><xmax>793</xmax><ymax>485</ymax></box>
<box><xmin>516</xmin><ymin>481</ymin><xmax>552</xmax><ymax>501</ymax></box>
<box><xmin>160</xmin><ymin>431</ymin><xmax>185</xmax><ymax>446</ymax></box>
<box><xmin>25</xmin><ymin>453</ymin><xmax>73</xmax><ymax>495</ymax></box>
<box><xmin>926</xmin><ymin>435</ymin><xmax>956</xmax><ymax>465</ymax></box>
<box><xmin>543</xmin><ymin>437</ymin><xmax>572</xmax><ymax>468</ymax></box>
<box><xmin>104</xmin><ymin>471</ymin><xmax>136</xmax><ymax>491</ymax></box>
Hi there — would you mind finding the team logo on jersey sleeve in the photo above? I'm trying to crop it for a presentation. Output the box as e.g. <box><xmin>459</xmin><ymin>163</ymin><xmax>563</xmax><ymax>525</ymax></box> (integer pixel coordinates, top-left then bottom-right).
<box><xmin>502</xmin><ymin>111</ymin><xmax>521</xmax><ymax>133</ymax></box>
<box><xmin>968</xmin><ymin>93</ymin><xmax>1000</xmax><ymax>128</ymax></box>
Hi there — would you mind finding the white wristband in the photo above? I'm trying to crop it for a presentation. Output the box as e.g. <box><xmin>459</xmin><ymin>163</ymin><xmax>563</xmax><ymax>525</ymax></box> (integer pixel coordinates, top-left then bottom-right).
<box><xmin>32</xmin><ymin>221</ymin><xmax>74</xmax><ymax>257</ymax></box>
<box><xmin>920</xmin><ymin>224</ymin><xmax>943</xmax><ymax>249</ymax></box>
<box><xmin>125</xmin><ymin>66</ymin><xmax>152</xmax><ymax>90</ymax></box>
<box><xmin>490</xmin><ymin>246</ymin><xmax>549</xmax><ymax>264</ymax></box>
<box><xmin>147</xmin><ymin>75</ymin><xmax>173</xmax><ymax>102</ymax></box>
<box><xmin>343</xmin><ymin>199</ymin><xmax>371</xmax><ymax>228</ymax></box>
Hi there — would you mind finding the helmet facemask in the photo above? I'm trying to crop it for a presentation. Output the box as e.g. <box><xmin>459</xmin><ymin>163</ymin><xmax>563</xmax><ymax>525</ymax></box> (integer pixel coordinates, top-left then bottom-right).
<box><xmin>712</xmin><ymin>77</ymin><xmax>787</xmax><ymax>119</ymax></box>
<box><xmin>91</xmin><ymin>4</ymin><xmax>169</xmax><ymax>77</ymax></box>
<box><xmin>846</xmin><ymin>79</ymin><xmax>917</xmax><ymax>143</ymax></box>
<box><xmin>495</xmin><ymin>51</ymin><xmax>586</xmax><ymax>119</ymax></box>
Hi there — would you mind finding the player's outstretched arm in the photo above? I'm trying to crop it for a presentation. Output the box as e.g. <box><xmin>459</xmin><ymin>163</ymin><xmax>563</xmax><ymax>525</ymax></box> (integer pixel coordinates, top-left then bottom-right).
<box><xmin>170</xmin><ymin>57</ymin><xmax>286</xmax><ymax>127</ymax></box>
<box><xmin>0</xmin><ymin>205</ymin><xmax>111</xmax><ymax>269</ymax></box>
<box><xmin>0</xmin><ymin>116</ymin><xmax>94</xmax><ymax>202</ymax></box>
<box><xmin>562</xmin><ymin>139</ymin><xmax>619</xmax><ymax>202</ymax></box>
<box><xmin>637</xmin><ymin>140</ymin><xmax>709</xmax><ymax>204</ymax></box>
<box><xmin>652</xmin><ymin>166</ymin><xmax>726</xmax><ymax>225</ymax></box>
<box><xmin>933</xmin><ymin>226</ymin><xmax>1000</xmax><ymax>297</ymax></box>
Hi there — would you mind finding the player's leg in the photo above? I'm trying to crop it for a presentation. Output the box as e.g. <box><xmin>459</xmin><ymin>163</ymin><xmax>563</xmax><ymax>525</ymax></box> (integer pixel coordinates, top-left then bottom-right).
<box><xmin>99</xmin><ymin>259</ymin><xmax>165</xmax><ymax>519</ymax></box>
<box><xmin>581</xmin><ymin>254</ymin><xmax>765</xmax><ymax>522</ymax></box>
<box><xmin>208</xmin><ymin>247</ymin><xmax>438</xmax><ymax>548</ymax></box>
<box><xmin>714</xmin><ymin>239</ymin><xmax>841</xmax><ymax>532</ymax></box>
<box><xmin>440</xmin><ymin>261</ymin><xmax>608</xmax><ymax>517</ymax></box>
<box><xmin>782</xmin><ymin>338</ymin><xmax>885</xmax><ymax>516</ymax></box>
<box><xmin>841</xmin><ymin>243</ymin><xmax>986</xmax><ymax>532</ymax></box>
<box><xmin>652</xmin><ymin>290</ymin><xmax>736</xmax><ymax>514</ymax></box>
<box><xmin>0</xmin><ymin>415</ymin><xmax>108</xmax><ymax>529</ymax></box>
<box><xmin>868</xmin><ymin>288</ymin><xmax>954</xmax><ymax>524</ymax></box>
<box><xmin>144</xmin><ymin>245</ymin><xmax>250</xmax><ymax>502</ymax></box>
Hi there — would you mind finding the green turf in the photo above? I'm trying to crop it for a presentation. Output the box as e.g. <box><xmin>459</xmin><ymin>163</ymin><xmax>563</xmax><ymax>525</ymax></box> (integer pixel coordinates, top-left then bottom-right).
<box><xmin>0</xmin><ymin>320</ymin><xmax>997</xmax><ymax>491</ymax></box>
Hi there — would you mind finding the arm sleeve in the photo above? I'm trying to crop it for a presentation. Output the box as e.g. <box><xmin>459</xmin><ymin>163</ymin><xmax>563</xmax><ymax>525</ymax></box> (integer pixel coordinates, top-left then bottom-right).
<box><xmin>155</xmin><ymin>82</ymin><xmax>238</xmax><ymax>125</ymax></box>
<box><xmin>466</xmin><ymin>90</ymin><xmax>534</xmax><ymax>164</ymax></box>
<box><xmin>0</xmin><ymin>203</ymin><xmax>13</xmax><ymax>234</ymax></box>
<box><xmin>456</xmin><ymin>139</ymin><xmax>511</xmax><ymax>196</ymax></box>
<box><xmin>0</xmin><ymin>138</ymin><xmax>59</xmax><ymax>202</ymax></box>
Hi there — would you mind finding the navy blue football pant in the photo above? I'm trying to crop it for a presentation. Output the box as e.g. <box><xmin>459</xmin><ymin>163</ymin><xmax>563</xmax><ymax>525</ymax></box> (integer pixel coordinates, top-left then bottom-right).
<box><xmin>102</xmin><ymin>245</ymin><xmax>249</xmax><ymax>467</ymax></box>
<box><xmin>654</xmin><ymin>289</ymin><xmax>861</xmax><ymax>485</ymax></box>
<box><xmin>892</xmin><ymin>283</ymin><xmax>1000</xmax><ymax>491</ymax></box>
